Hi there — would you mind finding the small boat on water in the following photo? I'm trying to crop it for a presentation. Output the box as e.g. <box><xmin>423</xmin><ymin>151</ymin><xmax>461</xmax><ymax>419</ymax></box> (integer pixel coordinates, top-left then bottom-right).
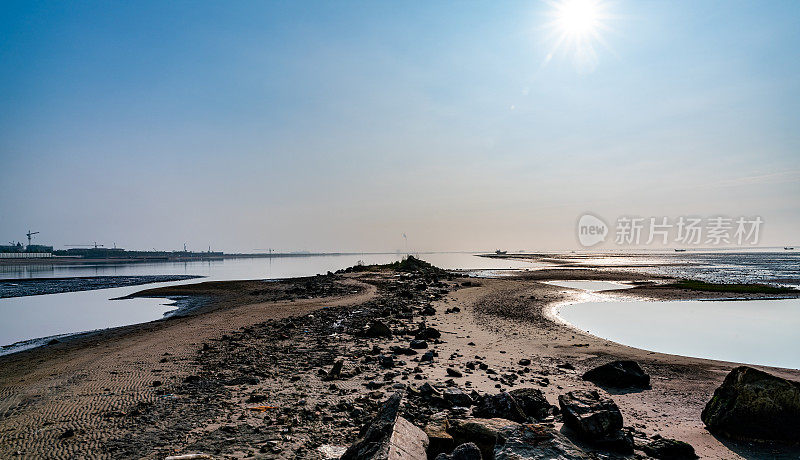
<box><xmin>674</xmin><ymin>248</ymin><xmax>687</xmax><ymax>252</ymax></box>
<box><xmin>786</xmin><ymin>247</ymin><xmax>795</xmax><ymax>250</ymax></box>
<box><xmin>495</xmin><ymin>250</ymin><xmax>507</xmax><ymax>255</ymax></box>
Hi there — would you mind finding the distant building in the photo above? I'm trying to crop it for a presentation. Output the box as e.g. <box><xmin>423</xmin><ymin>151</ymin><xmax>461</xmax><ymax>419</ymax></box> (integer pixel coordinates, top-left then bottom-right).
<box><xmin>26</xmin><ymin>244</ymin><xmax>53</xmax><ymax>253</ymax></box>
<box><xmin>0</xmin><ymin>243</ymin><xmax>24</xmax><ymax>253</ymax></box>
<box><xmin>0</xmin><ymin>242</ymin><xmax>54</xmax><ymax>258</ymax></box>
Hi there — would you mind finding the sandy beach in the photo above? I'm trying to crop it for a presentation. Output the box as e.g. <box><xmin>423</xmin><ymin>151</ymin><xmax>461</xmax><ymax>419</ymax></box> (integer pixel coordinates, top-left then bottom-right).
<box><xmin>1</xmin><ymin>262</ymin><xmax>799</xmax><ymax>459</ymax></box>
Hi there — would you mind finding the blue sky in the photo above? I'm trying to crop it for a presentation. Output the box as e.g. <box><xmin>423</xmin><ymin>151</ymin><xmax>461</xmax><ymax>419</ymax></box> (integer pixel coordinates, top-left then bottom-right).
<box><xmin>1</xmin><ymin>1</ymin><xmax>798</xmax><ymax>252</ymax></box>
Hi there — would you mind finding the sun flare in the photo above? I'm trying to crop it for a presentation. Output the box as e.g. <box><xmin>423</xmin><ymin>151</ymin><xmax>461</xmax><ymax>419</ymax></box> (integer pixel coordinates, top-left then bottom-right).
<box><xmin>544</xmin><ymin>0</ymin><xmax>611</xmax><ymax>71</ymax></box>
<box><xmin>555</xmin><ymin>0</ymin><xmax>601</xmax><ymax>38</ymax></box>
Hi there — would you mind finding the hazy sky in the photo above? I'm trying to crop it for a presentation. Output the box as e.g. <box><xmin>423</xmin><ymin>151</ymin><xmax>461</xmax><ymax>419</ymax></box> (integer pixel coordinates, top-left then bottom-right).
<box><xmin>1</xmin><ymin>1</ymin><xmax>798</xmax><ymax>252</ymax></box>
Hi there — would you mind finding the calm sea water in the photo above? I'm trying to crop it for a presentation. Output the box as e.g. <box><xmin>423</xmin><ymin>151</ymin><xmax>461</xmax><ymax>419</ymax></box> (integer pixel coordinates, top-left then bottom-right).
<box><xmin>0</xmin><ymin>253</ymin><xmax>537</xmax><ymax>352</ymax></box>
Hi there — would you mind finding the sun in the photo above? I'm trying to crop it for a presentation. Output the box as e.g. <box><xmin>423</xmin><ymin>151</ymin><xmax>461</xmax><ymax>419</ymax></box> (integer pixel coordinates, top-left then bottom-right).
<box><xmin>555</xmin><ymin>0</ymin><xmax>601</xmax><ymax>38</ymax></box>
<box><xmin>543</xmin><ymin>0</ymin><xmax>612</xmax><ymax>71</ymax></box>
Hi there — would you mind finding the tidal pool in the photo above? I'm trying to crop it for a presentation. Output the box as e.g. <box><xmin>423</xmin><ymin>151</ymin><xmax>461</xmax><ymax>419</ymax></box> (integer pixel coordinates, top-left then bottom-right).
<box><xmin>557</xmin><ymin>298</ymin><xmax>800</xmax><ymax>369</ymax></box>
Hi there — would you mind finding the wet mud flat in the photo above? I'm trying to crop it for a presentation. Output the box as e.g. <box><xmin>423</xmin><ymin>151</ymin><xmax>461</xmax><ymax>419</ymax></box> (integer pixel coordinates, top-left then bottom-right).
<box><xmin>0</xmin><ymin>275</ymin><xmax>204</xmax><ymax>298</ymax></box>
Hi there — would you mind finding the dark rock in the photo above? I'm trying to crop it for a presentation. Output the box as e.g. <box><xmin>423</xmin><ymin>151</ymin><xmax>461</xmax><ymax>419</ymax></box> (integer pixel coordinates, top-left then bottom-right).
<box><xmin>47</xmin><ymin>339</ymin><xmax>60</xmax><ymax>345</ymax></box>
<box><xmin>390</xmin><ymin>346</ymin><xmax>417</xmax><ymax>356</ymax></box>
<box><xmin>410</xmin><ymin>340</ymin><xmax>428</xmax><ymax>349</ymax></box>
<box><xmin>517</xmin><ymin>359</ymin><xmax>531</xmax><ymax>366</ymax></box>
<box><xmin>558</xmin><ymin>390</ymin><xmax>632</xmax><ymax>453</ymax></box>
<box><xmin>379</xmin><ymin>355</ymin><xmax>395</xmax><ymax>368</ymax></box>
<box><xmin>323</xmin><ymin>360</ymin><xmax>344</xmax><ymax>381</ymax></box>
<box><xmin>447</xmin><ymin>368</ymin><xmax>463</xmax><ymax>378</ymax></box>
<box><xmin>183</xmin><ymin>375</ymin><xmax>201</xmax><ymax>384</ymax></box>
<box><xmin>582</xmin><ymin>360</ymin><xmax>650</xmax><ymax>389</ymax></box>
<box><xmin>416</xmin><ymin>327</ymin><xmax>442</xmax><ymax>340</ymax></box>
<box><xmin>59</xmin><ymin>428</ymin><xmax>75</xmax><ymax>439</ymax></box>
<box><xmin>420</xmin><ymin>382</ymin><xmax>441</xmax><ymax>397</ymax></box>
<box><xmin>341</xmin><ymin>390</ymin><xmax>429</xmax><ymax>460</ymax></box>
<box><xmin>421</xmin><ymin>305</ymin><xmax>437</xmax><ymax>316</ymax></box>
<box><xmin>421</xmin><ymin>351</ymin><xmax>435</xmax><ymax>362</ymax></box>
<box><xmin>508</xmin><ymin>388</ymin><xmax>551</xmax><ymax>420</ymax></box>
<box><xmin>701</xmin><ymin>366</ymin><xmax>800</xmax><ymax>442</ymax></box>
<box><xmin>443</xmin><ymin>388</ymin><xmax>474</xmax><ymax>407</ymax></box>
<box><xmin>365</xmin><ymin>320</ymin><xmax>393</xmax><ymax>338</ymax></box>
<box><xmin>435</xmin><ymin>442</ymin><xmax>483</xmax><ymax>460</ymax></box>
<box><xmin>151</xmin><ymin>380</ymin><xmax>162</xmax><ymax>387</ymax></box>
<box><xmin>472</xmin><ymin>392</ymin><xmax>526</xmax><ymax>423</ymax></box>
<box><xmin>556</xmin><ymin>363</ymin><xmax>575</xmax><ymax>370</ymax></box>
<box><xmin>642</xmin><ymin>438</ymin><xmax>698</xmax><ymax>459</ymax></box>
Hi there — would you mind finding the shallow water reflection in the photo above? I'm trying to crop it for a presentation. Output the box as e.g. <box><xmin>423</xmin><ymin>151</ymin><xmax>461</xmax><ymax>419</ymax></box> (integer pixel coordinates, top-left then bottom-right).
<box><xmin>558</xmin><ymin>298</ymin><xmax>800</xmax><ymax>369</ymax></box>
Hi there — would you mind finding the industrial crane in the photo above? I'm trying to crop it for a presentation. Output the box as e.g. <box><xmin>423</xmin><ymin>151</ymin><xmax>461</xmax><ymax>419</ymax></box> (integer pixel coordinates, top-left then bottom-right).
<box><xmin>26</xmin><ymin>230</ymin><xmax>39</xmax><ymax>246</ymax></box>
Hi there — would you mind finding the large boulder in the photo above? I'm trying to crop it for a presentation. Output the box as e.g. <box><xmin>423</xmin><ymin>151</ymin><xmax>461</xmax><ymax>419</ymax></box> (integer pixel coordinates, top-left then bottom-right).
<box><xmin>582</xmin><ymin>360</ymin><xmax>650</xmax><ymax>389</ymax></box>
<box><xmin>508</xmin><ymin>388</ymin><xmax>551</xmax><ymax>420</ymax></box>
<box><xmin>472</xmin><ymin>392</ymin><xmax>526</xmax><ymax>423</ymax></box>
<box><xmin>341</xmin><ymin>390</ymin><xmax>429</xmax><ymax>460</ymax></box>
<box><xmin>642</xmin><ymin>437</ymin><xmax>698</xmax><ymax>459</ymax></box>
<box><xmin>701</xmin><ymin>366</ymin><xmax>800</xmax><ymax>442</ymax></box>
<box><xmin>558</xmin><ymin>390</ymin><xmax>633</xmax><ymax>453</ymax></box>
